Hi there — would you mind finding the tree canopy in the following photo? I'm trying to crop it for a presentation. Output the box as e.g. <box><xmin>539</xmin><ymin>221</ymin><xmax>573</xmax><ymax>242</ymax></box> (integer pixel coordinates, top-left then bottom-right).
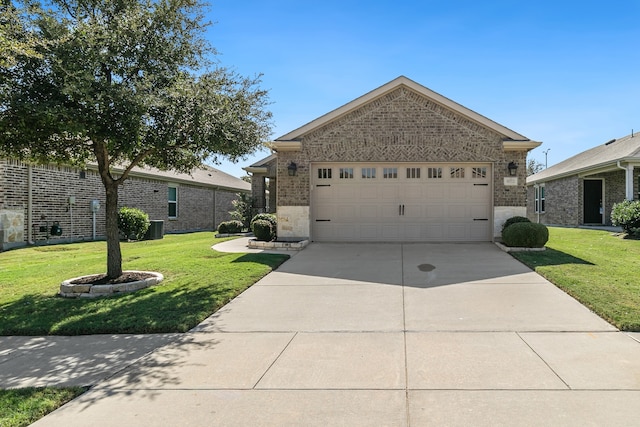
<box><xmin>0</xmin><ymin>0</ymin><xmax>272</xmax><ymax>277</ymax></box>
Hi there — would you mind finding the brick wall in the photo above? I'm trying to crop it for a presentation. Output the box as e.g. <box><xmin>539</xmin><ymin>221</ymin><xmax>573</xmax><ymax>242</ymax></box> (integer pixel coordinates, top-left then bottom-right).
<box><xmin>0</xmin><ymin>160</ymin><xmax>242</xmax><ymax>245</ymax></box>
<box><xmin>276</xmin><ymin>86</ymin><xmax>529</xmax><ymax>208</ymax></box>
<box><xmin>527</xmin><ymin>169</ymin><xmax>637</xmax><ymax>226</ymax></box>
<box><xmin>527</xmin><ymin>176</ymin><xmax>581</xmax><ymax>226</ymax></box>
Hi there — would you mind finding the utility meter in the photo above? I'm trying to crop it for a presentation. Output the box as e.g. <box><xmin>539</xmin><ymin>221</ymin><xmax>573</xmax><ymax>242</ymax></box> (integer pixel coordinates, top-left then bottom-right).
<box><xmin>91</xmin><ymin>200</ymin><xmax>100</xmax><ymax>212</ymax></box>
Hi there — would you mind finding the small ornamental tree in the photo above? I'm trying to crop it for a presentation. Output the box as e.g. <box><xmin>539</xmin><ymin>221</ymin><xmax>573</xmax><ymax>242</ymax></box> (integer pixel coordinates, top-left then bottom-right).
<box><xmin>0</xmin><ymin>0</ymin><xmax>272</xmax><ymax>278</ymax></box>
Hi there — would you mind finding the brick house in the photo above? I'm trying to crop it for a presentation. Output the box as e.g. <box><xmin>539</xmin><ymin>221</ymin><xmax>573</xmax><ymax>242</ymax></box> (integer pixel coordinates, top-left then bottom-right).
<box><xmin>526</xmin><ymin>132</ymin><xmax>640</xmax><ymax>227</ymax></box>
<box><xmin>246</xmin><ymin>76</ymin><xmax>541</xmax><ymax>242</ymax></box>
<box><xmin>0</xmin><ymin>159</ymin><xmax>250</xmax><ymax>250</ymax></box>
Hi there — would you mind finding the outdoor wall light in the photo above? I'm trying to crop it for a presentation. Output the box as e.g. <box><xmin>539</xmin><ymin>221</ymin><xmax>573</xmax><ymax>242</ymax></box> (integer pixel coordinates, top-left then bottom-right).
<box><xmin>287</xmin><ymin>162</ymin><xmax>298</xmax><ymax>176</ymax></box>
<box><xmin>508</xmin><ymin>161</ymin><xmax>518</xmax><ymax>176</ymax></box>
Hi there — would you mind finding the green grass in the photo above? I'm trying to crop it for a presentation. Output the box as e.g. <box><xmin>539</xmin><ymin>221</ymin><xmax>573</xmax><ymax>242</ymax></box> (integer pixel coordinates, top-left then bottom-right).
<box><xmin>0</xmin><ymin>387</ymin><xmax>87</xmax><ymax>427</ymax></box>
<box><xmin>511</xmin><ymin>227</ymin><xmax>640</xmax><ymax>331</ymax></box>
<box><xmin>0</xmin><ymin>233</ymin><xmax>289</xmax><ymax>335</ymax></box>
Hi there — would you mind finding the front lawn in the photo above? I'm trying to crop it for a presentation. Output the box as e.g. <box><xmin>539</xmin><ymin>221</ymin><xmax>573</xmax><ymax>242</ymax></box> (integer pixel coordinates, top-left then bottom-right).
<box><xmin>511</xmin><ymin>227</ymin><xmax>640</xmax><ymax>331</ymax></box>
<box><xmin>0</xmin><ymin>387</ymin><xmax>87</xmax><ymax>427</ymax></box>
<box><xmin>0</xmin><ymin>233</ymin><xmax>289</xmax><ymax>335</ymax></box>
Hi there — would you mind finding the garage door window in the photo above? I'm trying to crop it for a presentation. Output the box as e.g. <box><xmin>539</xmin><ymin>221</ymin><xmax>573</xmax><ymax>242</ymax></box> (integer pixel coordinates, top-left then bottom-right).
<box><xmin>472</xmin><ymin>167</ymin><xmax>487</xmax><ymax>178</ymax></box>
<box><xmin>427</xmin><ymin>167</ymin><xmax>442</xmax><ymax>179</ymax></box>
<box><xmin>406</xmin><ymin>167</ymin><xmax>421</xmax><ymax>179</ymax></box>
<box><xmin>339</xmin><ymin>168</ymin><xmax>354</xmax><ymax>179</ymax></box>
<box><xmin>318</xmin><ymin>168</ymin><xmax>332</xmax><ymax>179</ymax></box>
<box><xmin>450</xmin><ymin>167</ymin><xmax>465</xmax><ymax>178</ymax></box>
<box><xmin>383</xmin><ymin>167</ymin><xmax>398</xmax><ymax>179</ymax></box>
<box><xmin>361</xmin><ymin>167</ymin><xmax>376</xmax><ymax>179</ymax></box>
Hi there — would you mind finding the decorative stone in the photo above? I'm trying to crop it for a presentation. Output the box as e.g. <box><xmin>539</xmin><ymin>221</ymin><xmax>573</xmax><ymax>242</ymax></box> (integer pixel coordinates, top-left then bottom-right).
<box><xmin>59</xmin><ymin>271</ymin><xmax>164</xmax><ymax>298</ymax></box>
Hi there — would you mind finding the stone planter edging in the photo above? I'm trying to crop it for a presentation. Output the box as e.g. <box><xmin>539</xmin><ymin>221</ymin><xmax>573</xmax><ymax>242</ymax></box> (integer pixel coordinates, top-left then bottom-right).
<box><xmin>247</xmin><ymin>239</ymin><xmax>309</xmax><ymax>251</ymax></box>
<box><xmin>59</xmin><ymin>271</ymin><xmax>164</xmax><ymax>298</ymax></box>
<box><xmin>494</xmin><ymin>241</ymin><xmax>546</xmax><ymax>253</ymax></box>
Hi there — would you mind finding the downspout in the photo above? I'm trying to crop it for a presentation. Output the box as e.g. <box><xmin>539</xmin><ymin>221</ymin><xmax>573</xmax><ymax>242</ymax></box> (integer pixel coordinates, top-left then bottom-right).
<box><xmin>27</xmin><ymin>164</ymin><xmax>33</xmax><ymax>244</ymax></box>
<box><xmin>616</xmin><ymin>161</ymin><xmax>634</xmax><ymax>200</ymax></box>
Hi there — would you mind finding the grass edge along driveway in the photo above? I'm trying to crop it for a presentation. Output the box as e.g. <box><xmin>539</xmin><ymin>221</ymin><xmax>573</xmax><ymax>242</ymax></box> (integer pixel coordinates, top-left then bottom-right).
<box><xmin>511</xmin><ymin>226</ymin><xmax>640</xmax><ymax>331</ymax></box>
<box><xmin>0</xmin><ymin>232</ymin><xmax>289</xmax><ymax>336</ymax></box>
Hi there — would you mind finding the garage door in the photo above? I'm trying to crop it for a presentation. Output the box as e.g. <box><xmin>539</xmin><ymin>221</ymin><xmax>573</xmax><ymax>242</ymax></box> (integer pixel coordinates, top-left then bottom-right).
<box><xmin>311</xmin><ymin>163</ymin><xmax>492</xmax><ymax>242</ymax></box>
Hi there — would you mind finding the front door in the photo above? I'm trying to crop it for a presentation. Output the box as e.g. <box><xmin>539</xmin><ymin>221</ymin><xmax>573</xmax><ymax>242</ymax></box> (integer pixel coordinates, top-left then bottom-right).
<box><xmin>583</xmin><ymin>179</ymin><xmax>603</xmax><ymax>224</ymax></box>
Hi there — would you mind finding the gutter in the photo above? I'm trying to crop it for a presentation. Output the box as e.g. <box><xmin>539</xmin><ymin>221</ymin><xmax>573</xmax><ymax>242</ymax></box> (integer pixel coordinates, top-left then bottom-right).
<box><xmin>617</xmin><ymin>161</ymin><xmax>634</xmax><ymax>200</ymax></box>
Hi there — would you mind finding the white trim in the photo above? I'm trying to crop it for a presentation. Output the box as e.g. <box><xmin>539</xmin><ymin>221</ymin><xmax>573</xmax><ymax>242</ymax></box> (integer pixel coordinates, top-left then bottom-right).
<box><xmin>272</xmin><ymin>141</ymin><xmax>302</xmax><ymax>152</ymax></box>
<box><xmin>503</xmin><ymin>140</ymin><xmax>542</xmax><ymax>151</ymax></box>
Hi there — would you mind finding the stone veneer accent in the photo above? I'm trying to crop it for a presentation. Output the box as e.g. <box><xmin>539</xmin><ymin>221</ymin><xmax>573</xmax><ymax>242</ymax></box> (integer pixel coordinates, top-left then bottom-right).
<box><xmin>277</xmin><ymin>206</ymin><xmax>310</xmax><ymax>239</ymax></box>
<box><xmin>0</xmin><ymin>209</ymin><xmax>24</xmax><ymax>245</ymax></box>
<box><xmin>494</xmin><ymin>206</ymin><xmax>527</xmax><ymax>238</ymax></box>
<box><xmin>275</xmin><ymin>86</ymin><xmax>529</xmax><ymax>239</ymax></box>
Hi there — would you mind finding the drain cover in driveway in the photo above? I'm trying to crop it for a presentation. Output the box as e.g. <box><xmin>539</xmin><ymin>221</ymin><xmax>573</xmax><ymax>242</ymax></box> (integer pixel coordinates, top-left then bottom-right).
<box><xmin>418</xmin><ymin>263</ymin><xmax>435</xmax><ymax>272</ymax></box>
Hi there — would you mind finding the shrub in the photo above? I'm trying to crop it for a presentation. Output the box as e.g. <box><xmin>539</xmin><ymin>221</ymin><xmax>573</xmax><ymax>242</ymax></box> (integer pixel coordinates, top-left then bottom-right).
<box><xmin>251</xmin><ymin>213</ymin><xmax>277</xmax><ymax>232</ymax></box>
<box><xmin>217</xmin><ymin>220</ymin><xmax>243</xmax><ymax>234</ymax></box>
<box><xmin>611</xmin><ymin>200</ymin><xmax>640</xmax><ymax>233</ymax></box>
<box><xmin>501</xmin><ymin>216</ymin><xmax>531</xmax><ymax>233</ymax></box>
<box><xmin>252</xmin><ymin>219</ymin><xmax>275</xmax><ymax>241</ymax></box>
<box><xmin>118</xmin><ymin>207</ymin><xmax>150</xmax><ymax>241</ymax></box>
<box><xmin>502</xmin><ymin>222</ymin><xmax>549</xmax><ymax>248</ymax></box>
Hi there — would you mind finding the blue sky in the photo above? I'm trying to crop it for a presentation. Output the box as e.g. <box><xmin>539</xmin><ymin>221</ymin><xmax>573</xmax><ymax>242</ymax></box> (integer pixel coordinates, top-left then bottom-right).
<box><xmin>204</xmin><ymin>0</ymin><xmax>640</xmax><ymax>178</ymax></box>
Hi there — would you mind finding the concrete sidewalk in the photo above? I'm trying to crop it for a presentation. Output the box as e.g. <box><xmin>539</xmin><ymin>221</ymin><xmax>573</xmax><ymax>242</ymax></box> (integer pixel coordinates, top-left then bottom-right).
<box><xmin>11</xmin><ymin>243</ymin><xmax>640</xmax><ymax>426</ymax></box>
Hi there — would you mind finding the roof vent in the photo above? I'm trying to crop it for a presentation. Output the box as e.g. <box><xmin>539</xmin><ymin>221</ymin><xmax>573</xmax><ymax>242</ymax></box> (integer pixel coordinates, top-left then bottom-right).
<box><xmin>605</xmin><ymin>139</ymin><xmax>616</xmax><ymax>145</ymax></box>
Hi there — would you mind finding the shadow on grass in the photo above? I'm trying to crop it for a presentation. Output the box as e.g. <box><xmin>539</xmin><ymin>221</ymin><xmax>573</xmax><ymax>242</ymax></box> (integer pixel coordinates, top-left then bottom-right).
<box><xmin>230</xmin><ymin>252</ymin><xmax>290</xmax><ymax>268</ymax></box>
<box><xmin>0</xmin><ymin>284</ymin><xmax>243</xmax><ymax>336</ymax></box>
<box><xmin>511</xmin><ymin>247</ymin><xmax>594</xmax><ymax>268</ymax></box>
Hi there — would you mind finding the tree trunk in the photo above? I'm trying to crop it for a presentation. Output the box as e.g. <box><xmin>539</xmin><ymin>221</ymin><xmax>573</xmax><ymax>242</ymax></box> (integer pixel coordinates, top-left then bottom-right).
<box><xmin>105</xmin><ymin>181</ymin><xmax>122</xmax><ymax>278</ymax></box>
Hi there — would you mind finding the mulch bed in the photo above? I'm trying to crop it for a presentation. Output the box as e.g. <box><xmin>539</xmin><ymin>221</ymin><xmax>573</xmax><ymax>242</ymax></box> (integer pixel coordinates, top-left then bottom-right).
<box><xmin>70</xmin><ymin>272</ymin><xmax>155</xmax><ymax>285</ymax></box>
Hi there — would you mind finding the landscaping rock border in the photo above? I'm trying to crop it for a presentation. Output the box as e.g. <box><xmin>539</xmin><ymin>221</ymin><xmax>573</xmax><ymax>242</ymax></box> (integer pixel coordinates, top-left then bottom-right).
<box><xmin>247</xmin><ymin>239</ymin><xmax>309</xmax><ymax>251</ymax></box>
<box><xmin>59</xmin><ymin>271</ymin><xmax>164</xmax><ymax>298</ymax></box>
<box><xmin>494</xmin><ymin>241</ymin><xmax>546</xmax><ymax>253</ymax></box>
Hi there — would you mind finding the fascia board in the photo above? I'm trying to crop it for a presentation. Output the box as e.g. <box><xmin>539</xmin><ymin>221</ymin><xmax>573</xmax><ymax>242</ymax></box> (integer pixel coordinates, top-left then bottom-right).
<box><xmin>503</xmin><ymin>141</ymin><xmax>543</xmax><ymax>151</ymax></box>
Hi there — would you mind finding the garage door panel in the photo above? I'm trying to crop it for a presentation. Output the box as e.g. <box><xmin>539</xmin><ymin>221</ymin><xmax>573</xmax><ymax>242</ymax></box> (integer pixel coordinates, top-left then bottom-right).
<box><xmin>312</xmin><ymin>163</ymin><xmax>492</xmax><ymax>242</ymax></box>
<box><xmin>360</xmin><ymin>187</ymin><xmax>378</xmax><ymax>199</ymax></box>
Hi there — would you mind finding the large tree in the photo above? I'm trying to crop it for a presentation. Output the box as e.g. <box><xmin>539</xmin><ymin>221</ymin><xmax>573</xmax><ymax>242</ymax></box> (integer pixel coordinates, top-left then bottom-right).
<box><xmin>0</xmin><ymin>0</ymin><xmax>272</xmax><ymax>278</ymax></box>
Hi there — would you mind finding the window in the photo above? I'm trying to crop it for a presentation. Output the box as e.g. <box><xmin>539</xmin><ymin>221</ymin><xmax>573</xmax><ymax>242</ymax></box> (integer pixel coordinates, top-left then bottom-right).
<box><xmin>427</xmin><ymin>167</ymin><xmax>442</xmax><ymax>179</ymax></box>
<box><xmin>406</xmin><ymin>167</ymin><xmax>421</xmax><ymax>179</ymax></box>
<box><xmin>383</xmin><ymin>167</ymin><xmax>398</xmax><ymax>179</ymax></box>
<box><xmin>472</xmin><ymin>167</ymin><xmax>487</xmax><ymax>178</ymax></box>
<box><xmin>535</xmin><ymin>185</ymin><xmax>545</xmax><ymax>213</ymax></box>
<box><xmin>318</xmin><ymin>168</ymin><xmax>332</xmax><ymax>179</ymax></box>
<box><xmin>450</xmin><ymin>167</ymin><xmax>465</xmax><ymax>178</ymax></box>
<box><xmin>168</xmin><ymin>186</ymin><xmax>178</xmax><ymax>218</ymax></box>
<box><xmin>339</xmin><ymin>168</ymin><xmax>354</xmax><ymax>179</ymax></box>
<box><xmin>361</xmin><ymin>167</ymin><xmax>376</xmax><ymax>179</ymax></box>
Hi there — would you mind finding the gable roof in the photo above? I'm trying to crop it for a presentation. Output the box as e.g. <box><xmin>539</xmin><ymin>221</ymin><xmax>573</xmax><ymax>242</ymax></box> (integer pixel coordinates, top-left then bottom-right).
<box><xmin>89</xmin><ymin>163</ymin><xmax>251</xmax><ymax>192</ymax></box>
<box><xmin>527</xmin><ymin>132</ymin><xmax>640</xmax><ymax>185</ymax></box>
<box><xmin>274</xmin><ymin>76</ymin><xmax>540</xmax><ymax>151</ymax></box>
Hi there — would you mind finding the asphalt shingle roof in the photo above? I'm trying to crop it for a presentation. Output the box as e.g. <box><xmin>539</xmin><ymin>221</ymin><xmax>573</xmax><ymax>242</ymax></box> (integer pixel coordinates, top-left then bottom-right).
<box><xmin>527</xmin><ymin>132</ymin><xmax>640</xmax><ymax>184</ymax></box>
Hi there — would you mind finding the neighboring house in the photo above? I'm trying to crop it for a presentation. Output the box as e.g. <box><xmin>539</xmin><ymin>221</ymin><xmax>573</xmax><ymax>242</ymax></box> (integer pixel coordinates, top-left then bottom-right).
<box><xmin>246</xmin><ymin>76</ymin><xmax>541</xmax><ymax>242</ymax></box>
<box><xmin>526</xmin><ymin>132</ymin><xmax>640</xmax><ymax>227</ymax></box>
<box><xmin>0</xmin><ymin>159</ymin><xmax>250</xmax><ymax>250</ymax></box>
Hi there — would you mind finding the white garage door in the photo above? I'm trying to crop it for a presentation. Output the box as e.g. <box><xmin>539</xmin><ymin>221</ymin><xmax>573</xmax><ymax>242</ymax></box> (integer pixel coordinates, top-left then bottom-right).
<box><xmin>311</xmin><ymin>163</ymin><xmax>492</xmax><ymax>242</ymax></box>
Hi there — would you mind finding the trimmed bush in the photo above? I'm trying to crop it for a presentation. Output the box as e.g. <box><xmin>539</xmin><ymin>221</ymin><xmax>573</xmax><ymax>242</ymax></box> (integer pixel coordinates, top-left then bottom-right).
<box><xmin>118</xmin><ymin>207</ymin><xmax>150</xmax><ymax>241</ymax></box>
<box><xmin>501</xmin><ymin>216</ymin><xmax>531</xmax><ymax>233</ymax></box>
<box><xmin>250</xmin><ymin>213</ymin><xmax>277</xmax><ymax>231</ymax></box>
<box><xmin>502</xmin><ymin>222</ymin><xmax>549</xmax><ymax>248</ymax></box>
<box><xmin>611</xmin><ymin>200</ymin><xmax>640</xmax><ymax>233</ymax></box>
<box><xmin>252</xmin><ymin>219</ymin><xmax>275</xmax><ymax>241</ymax></box>
<box><xmin>217</xmin><ymin>220</ymin><xmax>243</xmax><ymax>234</ymax></box>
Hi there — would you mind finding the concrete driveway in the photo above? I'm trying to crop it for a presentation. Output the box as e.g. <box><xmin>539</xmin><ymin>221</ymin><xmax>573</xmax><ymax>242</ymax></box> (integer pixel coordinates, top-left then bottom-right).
<box><xmin>33</xmin><ymin>243</ymin><xmax>640</xmax><ymax>426</ymax></box>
